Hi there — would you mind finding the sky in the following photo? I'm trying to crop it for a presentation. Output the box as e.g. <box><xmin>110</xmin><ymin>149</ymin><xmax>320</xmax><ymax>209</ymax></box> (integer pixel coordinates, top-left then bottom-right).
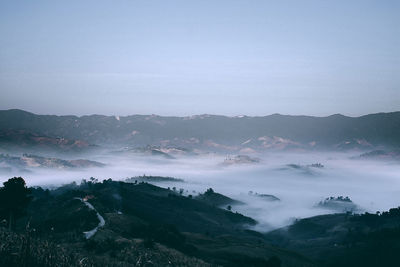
<box><xmin>0</xmin><ymin>0</ymin><xmax>399</xmax><ymax>116</ymax></box>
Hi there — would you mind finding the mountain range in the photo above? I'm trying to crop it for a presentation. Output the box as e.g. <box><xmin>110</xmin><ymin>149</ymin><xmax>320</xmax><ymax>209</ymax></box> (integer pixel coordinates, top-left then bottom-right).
<box><xmin>0</xmin><ymin>109</ymin><xmax>399</xmax><ymax>152</ymax></box>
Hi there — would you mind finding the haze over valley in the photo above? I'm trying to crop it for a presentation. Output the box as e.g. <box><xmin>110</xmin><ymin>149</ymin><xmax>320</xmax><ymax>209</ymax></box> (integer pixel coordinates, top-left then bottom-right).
<box><xmin>1</xmin><ymin>109</ymin><xmax>400</xmax><ymax>233</ymax></box>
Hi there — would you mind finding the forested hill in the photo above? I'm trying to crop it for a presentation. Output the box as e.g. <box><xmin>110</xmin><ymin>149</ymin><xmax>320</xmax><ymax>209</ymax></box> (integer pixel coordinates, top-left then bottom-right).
<box><xmin>0</xmin><ymin>178</ymin><xmax>313</xmax><ymax>267</ymax></box>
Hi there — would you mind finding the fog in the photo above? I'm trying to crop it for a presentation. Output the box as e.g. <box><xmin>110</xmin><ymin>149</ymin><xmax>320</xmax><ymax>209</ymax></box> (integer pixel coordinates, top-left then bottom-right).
<box><xmin>1</xmin><ymin>151</ymin><xmax>400</xmax><ymax>232</ymax></box>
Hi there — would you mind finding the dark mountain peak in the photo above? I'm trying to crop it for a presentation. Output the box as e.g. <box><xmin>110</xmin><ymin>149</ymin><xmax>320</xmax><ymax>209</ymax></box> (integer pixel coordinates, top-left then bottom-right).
<box><xmin>327</xmin><ymin>113</ymin><xmax>347</xmax><ymax>118</ymax></box>
<box><xmin>0</xmin><ymin>109</ymin><xmax>35</xmax><ymax>119</ymax></box>
<box><xmin>269</xmin><ymin>113</ymin><xmax>284</xmax><ymax>117</ymax></box>
<box><xmin>2</xmin><ymin>108</ymin><xmax>33</xmax><ymax>114</ymax></box>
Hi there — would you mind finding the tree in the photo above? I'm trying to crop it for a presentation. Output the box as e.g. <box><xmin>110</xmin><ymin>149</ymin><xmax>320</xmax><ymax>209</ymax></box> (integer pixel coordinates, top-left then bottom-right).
<box><xmin>0</xmin><ymin>177</ymin><xmax>32</xmax><ymax>230</ymax></box>
<box><xmin>205</xmin><ymin>188</ymin><xmax>214</xmax><ymax>195</ymax></box>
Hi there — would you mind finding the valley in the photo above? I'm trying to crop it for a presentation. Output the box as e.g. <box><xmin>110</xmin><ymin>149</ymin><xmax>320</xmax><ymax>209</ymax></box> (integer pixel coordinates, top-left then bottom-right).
<box><xmin>1</xmin><ymin>109</ymin><xmax>400</xmax><ymax>266</ymax></box>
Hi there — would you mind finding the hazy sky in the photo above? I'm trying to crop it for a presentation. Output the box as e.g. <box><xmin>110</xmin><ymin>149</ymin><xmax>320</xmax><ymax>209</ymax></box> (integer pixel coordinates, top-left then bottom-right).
<box><xmin>0</xmin><ymin>0</ymin><xmax>399</xmax><ymax>116</ymax></box>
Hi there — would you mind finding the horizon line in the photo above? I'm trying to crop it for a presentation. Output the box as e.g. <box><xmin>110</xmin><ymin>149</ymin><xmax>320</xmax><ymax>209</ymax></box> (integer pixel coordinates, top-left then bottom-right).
<box><xmin>1</xmin><ymin>108</ymin><xmax>400</xmax><ymax>119</ymax></box>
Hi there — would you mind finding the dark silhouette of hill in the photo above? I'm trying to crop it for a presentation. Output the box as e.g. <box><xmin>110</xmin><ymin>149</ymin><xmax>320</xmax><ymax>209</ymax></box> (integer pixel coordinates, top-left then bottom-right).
<box><xmin>195</xmin><ymin>187</ymin><xmax>243</xmax><ymax>207</ymax></box>
<box><xmin>265</xmin><ymin>208</ymin><xmax>400</xmax><ymax>267</ymax></box>
<box><xmin>3</xmin><ymin>176</ymin><xmax>399</xmax><ymax>266</ymax></box>
<box><xmin>0</xmin><ymin>178</ymin><xmax>314</xmax><ymax>267</ymax></box>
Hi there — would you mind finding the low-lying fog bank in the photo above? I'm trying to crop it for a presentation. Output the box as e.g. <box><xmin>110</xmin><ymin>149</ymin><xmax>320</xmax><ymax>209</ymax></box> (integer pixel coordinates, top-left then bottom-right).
<box><xmin>1</xmin><ymin>151</ymin><xmax>400</xmax><ymax>232</ymax></box>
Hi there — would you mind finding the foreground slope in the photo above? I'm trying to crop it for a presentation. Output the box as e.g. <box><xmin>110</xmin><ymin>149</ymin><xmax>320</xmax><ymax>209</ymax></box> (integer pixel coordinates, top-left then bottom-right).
<box><xmin>266</xmin><ymin>208</ymin><xmax>400</xmax><ymax>267</ymax></box>
<box><xmin>1</xmin><ymin>179</ymin><xmax>313</xmax><ymax>267</ymax></box>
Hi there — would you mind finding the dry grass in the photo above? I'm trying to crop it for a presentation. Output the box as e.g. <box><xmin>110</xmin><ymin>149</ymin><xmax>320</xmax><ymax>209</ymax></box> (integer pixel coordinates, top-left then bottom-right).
<box><xmin>0</xmin><ymin>227</ymin><xmax>212</xmax><ymax>267</ymax></box>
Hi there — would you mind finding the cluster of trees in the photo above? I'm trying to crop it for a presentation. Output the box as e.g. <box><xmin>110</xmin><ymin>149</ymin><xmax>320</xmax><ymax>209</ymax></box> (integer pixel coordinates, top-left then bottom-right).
<box><xmin>0</xmin><ymin>177</ymin><xmax>31</xmax><ymax>230</ymax></box>
<box><xmin>326</xmin><ymin>196</ymin><xmax>352</xmax><ymax>202</ymax></box>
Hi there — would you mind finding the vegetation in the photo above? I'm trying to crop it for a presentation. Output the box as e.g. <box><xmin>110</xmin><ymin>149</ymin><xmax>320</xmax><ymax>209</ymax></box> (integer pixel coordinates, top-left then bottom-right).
<box><xmin>7</xmin><ymin>175</ymin><xmax>400</xmax><ymax>266</ymax></box>
<box><xmin>0</xmin><ymin>177</ymin><xmax>32</xmax><ymax>230</ymax></box>
<box><xmin>195</xmin><ymin>188</ymin><xmax>243</xmax><ymax>207</ymax></box>
<box><xmin>266</xmin><ymin>207</ymin><xmax>400</xmax><ymax>267</ymax></box>
<box><xmin>317</xmin><ymin>196</ymin><xmax>358</xmax><ymax>213</ymax></box>
<box><xmin>126</xmin><ymin>175</ymin><xmax>184</xmax><ymax>183</ymax></box>
<box><xmin>0</xmin><ymin>177</ymin><xmax>314</xmax><ymax>267</ymax></box>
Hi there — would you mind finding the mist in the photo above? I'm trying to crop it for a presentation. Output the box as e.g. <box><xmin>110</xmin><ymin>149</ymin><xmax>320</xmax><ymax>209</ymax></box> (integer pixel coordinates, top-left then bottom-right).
<box><xmin>2</xmin><ymin>150</ymin><xmax>399</xmax><ymax>232</ymax></box>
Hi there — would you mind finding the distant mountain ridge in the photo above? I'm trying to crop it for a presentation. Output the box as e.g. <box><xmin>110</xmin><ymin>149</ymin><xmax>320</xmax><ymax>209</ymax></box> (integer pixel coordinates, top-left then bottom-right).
<box><xmin>0</xmin><ymin>129</ymin><xmax>92</xmax><ymax>152</ymax></box>
<box><xmin>0</xmin><ymin>153</ymin><xmax>104</xmax><ymax>172</ymax></box>
<box><xmin>0</xmin><ymin>109</ymin><xmax>399</xmax><ymax>151</ymax></box>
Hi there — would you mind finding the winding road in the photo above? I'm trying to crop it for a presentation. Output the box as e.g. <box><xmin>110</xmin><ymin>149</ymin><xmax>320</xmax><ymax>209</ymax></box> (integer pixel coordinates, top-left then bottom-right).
<box><xmin>75</xmin><ymin>197</ymin><xmax>105</xmax><ymax>239</ymax></box>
